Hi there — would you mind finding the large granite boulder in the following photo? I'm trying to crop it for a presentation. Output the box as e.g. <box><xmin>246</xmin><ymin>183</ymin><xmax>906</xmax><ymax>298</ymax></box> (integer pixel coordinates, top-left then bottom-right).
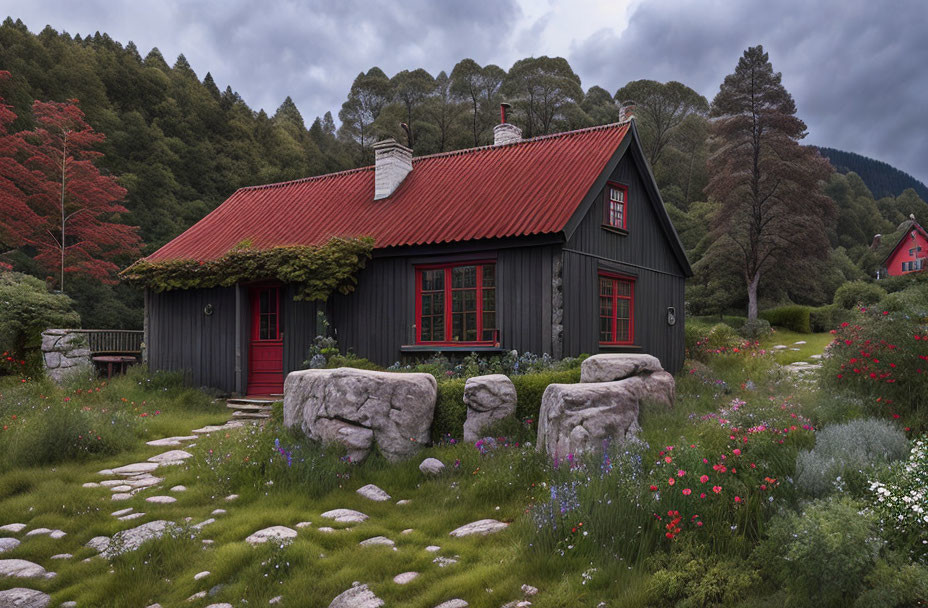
<box><xmin>580</xmin><ymin>353</ymin><xmax>663</xmax><ymax>383</ymax></box>
<box><xmin>536</xmin><ymin>381</ymin><xmax>642</xmax><ymax>458</ymax></box>
<box><xmin>463</xmin><ymin>374</ymin><xmax>517</xmax><ymax>442</ymax></box>
<box><xmin>284</xmin><ymin>368</ymin><xmax>437</xmax><ymax>463</ymax></box>
<box><xmin>41</xmin><ymin>330</ymin><xmax>94</xmax><ymax>384</ymax></box>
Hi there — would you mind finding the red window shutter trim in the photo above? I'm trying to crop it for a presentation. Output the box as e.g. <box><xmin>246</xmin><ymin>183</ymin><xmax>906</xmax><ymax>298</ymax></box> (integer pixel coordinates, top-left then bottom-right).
<box><xmin>415</xmin><ymin>260</ymin><xmax>498</xmax><ymax>346</ymax></box>
<box><xmin>598</xmin><ymin>271</ymin><xmax>635</xmax><ymax>345</ymax></box>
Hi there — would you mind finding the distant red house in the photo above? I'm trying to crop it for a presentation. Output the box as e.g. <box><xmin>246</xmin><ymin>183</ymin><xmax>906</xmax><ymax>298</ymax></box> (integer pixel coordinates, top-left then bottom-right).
<box><xmin>879</xmin><ymin>219</ymin><xmax>928</xmax><ymax>277</ymax></box>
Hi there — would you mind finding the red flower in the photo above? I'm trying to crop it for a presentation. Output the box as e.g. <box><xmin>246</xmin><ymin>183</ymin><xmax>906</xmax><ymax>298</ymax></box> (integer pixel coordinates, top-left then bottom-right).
<box><xmin>712</xmin><ymin>485</ymin><xmax>722</xmax><ymax>494</ymax></box>
<box><xmin>734</xmin><ymin>496</ymin><xmax>742</xmax><ymax>503</ymax></box>
<box><xmin>682</xmin><ymin>488</ymin><xmax>692</xmax><ymax>496</ymax></box>
<box><xmin>668</xmin><ymin>478</ymin><xmax>675</xmax><ymax>486</ymax></box>
<box><xmin>700</xmin><ymin>475</ymin><xmax>709</xmax><ymax>483</ymax></box>
<box><xmin>649</xmin><ymin>485</ymin><xmax>658</xmax><ymax>492</ymax></box>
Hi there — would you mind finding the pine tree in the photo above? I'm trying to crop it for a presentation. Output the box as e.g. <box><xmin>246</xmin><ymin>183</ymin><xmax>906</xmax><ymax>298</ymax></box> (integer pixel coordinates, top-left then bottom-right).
<box><xmin>703</xmin><ymin>45</ymin><xmax>833</xmax><ymax>320</ymax></box>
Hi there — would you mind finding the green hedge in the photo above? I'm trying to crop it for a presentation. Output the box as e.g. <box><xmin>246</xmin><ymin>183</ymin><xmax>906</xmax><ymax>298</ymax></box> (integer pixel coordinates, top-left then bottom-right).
<box><xmin>431</xmin><ymin>368</ymin><xmax>581</xmax><ymax>441</ymax></box>
<box><xmin>760</xmin><ymin>305</ymin><xmax>812</xmax><ymax>333</ymax></box>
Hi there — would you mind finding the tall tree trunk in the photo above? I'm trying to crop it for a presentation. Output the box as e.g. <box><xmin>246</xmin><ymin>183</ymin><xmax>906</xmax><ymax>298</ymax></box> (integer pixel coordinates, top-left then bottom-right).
<box><xmin>59</xmin><ymin>134</ymin><xmax>67</xmax><ymax>294</ymax></box>
<box><xmin>747</xmin><ymin>272</ymin><xmax>760</xmax><ymax>321</ymax></box>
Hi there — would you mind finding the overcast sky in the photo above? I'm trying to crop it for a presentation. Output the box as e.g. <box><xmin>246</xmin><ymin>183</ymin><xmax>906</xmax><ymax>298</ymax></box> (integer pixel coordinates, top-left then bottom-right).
<box><xmin>5</xmin><ymin>0</ymin><xmax>927</xmax><ymax>185</ymax></box>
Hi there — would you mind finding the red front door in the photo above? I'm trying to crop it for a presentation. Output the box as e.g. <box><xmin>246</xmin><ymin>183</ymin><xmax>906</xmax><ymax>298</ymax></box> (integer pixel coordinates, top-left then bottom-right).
<box><xmin>247</xmin><ymin>286</ymin><xmax>283</xmax><ymax>395</ymax></box>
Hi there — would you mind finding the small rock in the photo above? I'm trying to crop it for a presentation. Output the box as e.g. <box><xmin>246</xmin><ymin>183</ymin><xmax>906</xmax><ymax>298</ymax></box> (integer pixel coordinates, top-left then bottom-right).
<box><xmin>204</xmin><ymin>602</ymin><xmax>233</xmax><ymax>607</ymax></box>
<box><xmin>119</xmin><ymin>513</ymin><xmax>145</xmax><ymax>522</ymax></box>
<box><xmin>145</xmin><ymin>496</ymin><xmax>177</xmax><ymax>504</ymax></box>
<box><xmin>225</xmin><ymin>494</ymin><xmax>239</xmax><ymax>502</ymax></box>
<box><xmin>110</xmin><ymin>485</ymin><xmax>132</xmax><ymax>493</ymax></box>
<box><xmin>245</xmin><ymin>526</ymin><xmax>297</xmax><ymax>546</ymax></box>
<box><xmin>25</xmin><ymin>528</ymin><xmax>52</xmax><ymax>537</ymax></box>
<box><xmin>0</xmin><ymin>587</ymin><xmax>51</xmax><ymax>608</ymax></box>
<box><xmin>111</xmin><ymin>493</ymin><xmax>132</xmax><ymax>502</ymax></box>
<box><xmin>0</xmin><ymin>559</ymin><xmax>54</xmax><ymax>579</ymax></box>
<box><xmin>170</xmin><ymin>485</ymin><xmax>187</xmax><ymax>493</ymax></box>
<box><xmin>49</xmin><ymin>530</ymin><xmax>66</xmax><ymax>539</ymax></box>
<box><xmin>425</xmin><ymin>545</ymin><xmax>441</xmax><ymax>552</ymax></box>
<box><xmin>82</xmin><ymin>482</ymin><xmax>101</xmax><ymax>488</ymax></box>
<box><xmin>0</xmin><ymin>538</ymin><xmax>21</xmax><ymax>553</ymax></box>
<box><xmin>0</xmin><ymin>524</ymin><xmax>27</xmax><ymax>534</ymax></box>
<box><xmin>85</xmin><ymin>536</ymin><xmax>110</xmax><ymax>553</ymax></box>
<box><xmin>419</xmin><ymin>458</ymin><xmax>445</xmax><ymax>475</ymax></box>
<box><xmin>433</xmin><ymin>556</ymin><xmax>458</xmax><ymax>567</ymax></box>
<box><xmin>126</xmin><ymin>476</ymin><xmax>163</xmax><ymax>489</ymax></box>
<box><xmin>317</xmin><ymin>527</ymin><xmax>336</xmax><ymax>533</ymax></box>
<box><xmin>146</xmin><ymin>435</ymin><xmax>197</xmax><ymax>447</ymax></box>
<box><xmin>295</xmin><ymin>521</ymin><xmax>312</xmax><ymax>528</ymax></box>
<box><xmin>50</xmin><ymin>553</ymin><xmax>72</xmax><ymax>560</ymax></box>
<box><xmin>111</xmin><ymin>508</ymin><xmax>134</xmax><ymax>517</ymax></box>
<box><xmin>521</xmin><ymin>584</ymin><xmax>538</xmax><ymax>596</ymax></box>
<box><xmin>434</xmin><ymin>600</ymin><xmax>468</xmax><ymax>608</ymax></box>
<box><xmin>186</xmin><ymin>591</ymin><xmax>207</xmax><ymax>601</ymax></box>
<box><xmin>194</xmin><ymin>570</ymin><xmax>210</xmax><ymax>580</ymax></box>
<box><xmin>396</xmin><ymin>499</ymin><xmax>411</xmax><ymax>506</ymax></box>
<box><xmin>193</xmin><ymin>518</ymin><xmax>215</xmax><ymax>530</ymax></box>
<box><xmin>401</xmin><ymin>529</ymin><xmax>414</xmax><ymax>535</ymax></box>
<box><xmin>794</xmin><ymin>340</ymin><xmax>807</xmax><ymax>345</ymax></box>
<box><xmin>320</xmin><ymin>509</ymin><xmax>368</xmax><ymax>524</ymax></box>
<box><xmin>327</xmin><ymin>583</ymin><xmax>384</xmax><ymax>608</ymax></box>
<box><xmin>60</xmin><ymin>602</ymin><xmax>77</xmax><ymax>608</ymax></box>
<box><xmin>202</xmin><ymin>539</ymin><xmax>215</xmax><ymax>545</ymax></box>
<box><xmin>449</xmin><ymin>519</ymin><xmax>508</xmax><ymax>537</ymax></box>
<box><xmin>393</xmin><ymin>571</ymin><xmax>419</xmax><ymax>584</ymax></box>
<box><xmin>269</xmin><ymin>597</ymin><xmax>283</xmax><ymax>605</ymax></box>
<box><xmin>359</xmin><ymin>536</ymin><xmax>394</xmax><ymax>547</ymax></box>
<box><xmin>211</xmin><ymin>509</ymin><xmax>227</xmax><ymax>516</ymax></box>
<box><xmin>356</xmin><ymin>484</ymin><xmax>391</xmax><ymax>502</ymax></box>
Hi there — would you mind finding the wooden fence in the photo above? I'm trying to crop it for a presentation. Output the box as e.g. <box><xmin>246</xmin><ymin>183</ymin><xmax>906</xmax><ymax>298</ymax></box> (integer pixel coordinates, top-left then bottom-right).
<box><xmin>67</xmin><ymin>329</ymin><xmax>144</xmax><ymax>355</ymax></box>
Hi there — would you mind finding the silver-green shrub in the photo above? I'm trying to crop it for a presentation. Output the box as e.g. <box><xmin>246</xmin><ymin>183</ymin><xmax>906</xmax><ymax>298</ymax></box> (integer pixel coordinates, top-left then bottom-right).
<box><xmin>796</xmin><ymin>418</ymin><xmax>909</xmax><ymax>497</ymax></box>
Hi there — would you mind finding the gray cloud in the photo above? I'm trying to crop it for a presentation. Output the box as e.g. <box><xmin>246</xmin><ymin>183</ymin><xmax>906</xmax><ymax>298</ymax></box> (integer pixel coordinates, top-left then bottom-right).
<box><xmin>5</xmin><ymin>0</ymin><xmax>927</xmax><ymax>185</ymax></box>
<box><xmin>570</xmin><ymin>0</ymin><xmax>928</xmax><ymax>185</ymax></box>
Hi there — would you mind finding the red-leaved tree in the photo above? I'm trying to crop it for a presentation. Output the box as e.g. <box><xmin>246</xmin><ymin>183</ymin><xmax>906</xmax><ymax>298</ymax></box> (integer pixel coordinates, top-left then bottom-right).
<box><xmin>0</xmin><ymin>71</ymin><xmax>45</xmax><ymax>263</ymax></box>
<box><xmin>21</xmin><ymin>99</ymin><xmax>141</xmax><ymax>292</ymax></box>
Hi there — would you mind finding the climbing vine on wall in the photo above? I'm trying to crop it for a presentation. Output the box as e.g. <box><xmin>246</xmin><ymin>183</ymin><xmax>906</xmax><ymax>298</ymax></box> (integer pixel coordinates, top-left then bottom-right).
<box><xmin>120</xmin><ymin>237</ymin><xmax>375</xmax><ymax>301</ymax></box>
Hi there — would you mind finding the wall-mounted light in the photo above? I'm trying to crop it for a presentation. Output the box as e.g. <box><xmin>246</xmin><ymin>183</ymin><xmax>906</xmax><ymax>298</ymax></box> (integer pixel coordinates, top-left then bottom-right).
<box><xmin>203</xmin><ymin>304</ymin><xmax>214</xmax><ymax>316</ymax></box>
<box><xmin>667</xmin><ymin>307</ymin><xmax>676</xmax><ymax>326</ymax></box>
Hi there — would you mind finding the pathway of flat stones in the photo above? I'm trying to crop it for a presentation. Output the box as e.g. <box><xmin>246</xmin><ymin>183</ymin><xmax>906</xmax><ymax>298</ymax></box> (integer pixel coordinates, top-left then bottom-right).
<box><xmin>1</xmin><ymin>419</ymin><xmax>528</xmax><ymax>608</ymax></box>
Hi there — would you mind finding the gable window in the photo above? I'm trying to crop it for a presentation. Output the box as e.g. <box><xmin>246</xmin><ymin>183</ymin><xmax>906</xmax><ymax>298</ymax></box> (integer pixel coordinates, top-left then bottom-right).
<box><xmin>599</xmin><ymin>273</ymin><xmax>635</xmax><ymax>345</ymax></box>
<box><xmin>416</xmin><ymin>262</ymin><xmax>497</xmax><ymax>345</ymax></box>
<box><xmin>603</xmin><ymin>182</ymin><xmax>629</xmax><ymax>231</ymax></box>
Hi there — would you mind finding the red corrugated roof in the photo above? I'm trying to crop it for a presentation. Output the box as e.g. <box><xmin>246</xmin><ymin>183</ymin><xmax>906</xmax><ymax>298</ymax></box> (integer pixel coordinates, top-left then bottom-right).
<box><xmin>146</xmin><ymin>121</ymin><xmax>631</xmax><ymax>262</ymax></box>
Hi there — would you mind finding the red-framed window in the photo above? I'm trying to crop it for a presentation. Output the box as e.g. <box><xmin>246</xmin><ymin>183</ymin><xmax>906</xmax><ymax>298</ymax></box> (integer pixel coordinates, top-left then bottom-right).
<box><xmin>415</xmin><ymin>261</ymin><xmax>497</xmax><ymax>345</ymax></box>
<box><xmin>251</xmin><ymin>286</ymin><xmax>281</xmax><ymax>341</ymax></box>
<box><xmin>604</xmin><ymin>182</ymin><xmax>629</xmax><ymax>230</ymax></box>
<box><xmin>599</xmin><ymin>273</ymin><xmax>635</xmax><ymax>345</ymax></box>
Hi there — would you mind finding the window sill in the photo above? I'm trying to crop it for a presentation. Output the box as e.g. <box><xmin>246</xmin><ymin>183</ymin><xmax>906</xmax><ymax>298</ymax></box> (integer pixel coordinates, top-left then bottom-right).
<box><xmin>401</xmin><ymin>344</ymin><xmax>507</xmax><ymax>354</ymax></box>
<box><xmin>598</xmin><ymin>343</ymin><xmax>643</xmax><ymax>352</ymax></box>
<box><xmin>601</xmin><ymin>225</ymin><xmax>629</xmax><ymax>236</ymax></box>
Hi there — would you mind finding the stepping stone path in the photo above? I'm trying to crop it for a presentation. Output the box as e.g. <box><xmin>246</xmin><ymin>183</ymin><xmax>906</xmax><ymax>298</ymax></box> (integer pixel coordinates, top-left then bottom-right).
<box><xmin>171</xmin><ymin>485</ymin><xmax>187</xmax><ymax>492</ymax></box>
<box><xmin>245</xmin><ymin>526</ymin><xmax>297</xmax><ymax>546</ymax></box>
<box><xmin>393</xmin><ymin>571</ymin><xmax>419</xmax><ymax>584</ymax></box>
<box><xmin>0</xmin><ymin>587</ymin><xmax>51</xmax><ymax>607</ymax></box>
<box><xmin>146</xmin><ymin>435</ymin><xmax>197</xmax><ymax>447</ymax></box>
<box><xmin>103</xmin><ymin>462</ymin><xmax>161</xmax><ymax>476</ymax></box>
<box><xmin>434</xmin><ymin>600</ymin><xmax>468</xmax><ymax>608</ymax></box>
<box><xmin>120</xmin><ymin>512</ymin><xmax>145</xmax><ymax>521</ymax></box>
<box><xmin>145</xmin><ymin>496</ymin><xmax>177</xmax><ymax>504</ymax></box>
<box><xmin>419</xmin><ymin>457</ymin><xmax>445</xmax><ymax>475</ymax></box>
<box><xmin>0</xmin><ymin>559</ymin><xmax>55</xmax><ymax>579</ymax></box>
<box><xmin>82</xmin><ymin>482</ymin><xmax>101</xmax><ymax>488</ymax></box>
<box><xmin>321</xmin><ymin>509</ymin><xmax>368</xmax><ymax>524</ymax></box>
<box><xmin>112</xmin><ymin>508</ymin><xmax>134</xmax><ymax>517</ymax></box>
<box><xmin>359</xmin><ymin>536</ymin><xmax>394</xmax><ymax>547</ymax></box>
<box><xmin>24</xmin><ymin>528</ymin><xmax>51</xmax><ymax>537</ymax></box>
<box><xmin>317</xmin><ymin>527</ymin><xmax>336</xmax><ymax>533</ymax></box>
<box><xmin>0</xmin><ymin>538</ymin><xmax>20</xmax><ymax>553</ymax></box>
<box><xmin>356</xmin><ymin>484</ymin><xmax>391</xmax><ymax>501</ymax></box>
<box><xmin>328</xmin><ymin>583</ymin><xmax>384</xmax><ymax>608</ymax></box>
<box><xmin>147</xmin><ymin>450</ymin><xmax>193</xmax><ymax>465</ymax></box>
<box><xmin>0</xmin><ymin>524</ymin><xmax>26</xmax><ymax>533</ymax></box>
<box><xmin>449</xmin><ymin>519</ymin><xmax>508</xmax><ymax>537</ymax></box>
<box><xmin>111</xmin><ymin>493</ymin><xmax>133</xmax><ymax>502</ymax></box>
<box><xmin>191</xmin><ymin>421</ymin><xmax>245</xmax><ymax>435</ymax></box>
<box><xmin>101</xmin><ymin>520</ymin><xmax>174</xmax><ymax>558</ymax></box>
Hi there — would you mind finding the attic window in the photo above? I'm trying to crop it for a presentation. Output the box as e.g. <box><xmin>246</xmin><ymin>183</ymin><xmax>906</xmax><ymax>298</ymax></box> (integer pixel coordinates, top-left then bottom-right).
<box><xmin>415</xmin><ymin>262</ymin><xmax>497</xmax><ymax>345</ymax></box>
<box><xmin>604</xmin><ymin>182</ymin><xmax>628</xmax><ymax>231</ymax></box>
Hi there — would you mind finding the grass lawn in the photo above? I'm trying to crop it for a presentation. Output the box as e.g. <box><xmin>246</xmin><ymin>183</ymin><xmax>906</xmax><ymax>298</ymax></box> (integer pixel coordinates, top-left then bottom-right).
<box><xmin>0</xmin><ymin>341</ymin><xmax>922</xmax><ymax>607</ymax></box>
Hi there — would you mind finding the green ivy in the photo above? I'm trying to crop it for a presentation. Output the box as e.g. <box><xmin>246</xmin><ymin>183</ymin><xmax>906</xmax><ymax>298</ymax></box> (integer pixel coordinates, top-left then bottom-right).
<box><xmin>120</xmin><ymin>237</ymin><xmax>374</xmax><ymax>301</ymax></box>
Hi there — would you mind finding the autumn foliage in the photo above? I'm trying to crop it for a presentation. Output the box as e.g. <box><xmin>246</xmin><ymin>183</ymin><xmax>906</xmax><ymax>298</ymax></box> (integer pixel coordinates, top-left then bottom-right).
<box><xmin>0</xmin><ymin>70</ymin><xmax>141</xmax><ymax>290</ymax></box>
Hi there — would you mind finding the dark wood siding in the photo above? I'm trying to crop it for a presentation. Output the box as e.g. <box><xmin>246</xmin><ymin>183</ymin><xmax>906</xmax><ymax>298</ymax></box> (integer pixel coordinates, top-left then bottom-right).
<box><xmin>148</xmin><ymin>287</ymin><xmax>237</xmax><ymax>392</ymax></box>
<box><xmin>281</xmin><ymin>288</ymin><xmax>323</xmax><ymax>375</ymax></box>
<box><xmin>563</xmin><ymin>150</ymin><xmax>687</xmax><ymax>373</ymax></box>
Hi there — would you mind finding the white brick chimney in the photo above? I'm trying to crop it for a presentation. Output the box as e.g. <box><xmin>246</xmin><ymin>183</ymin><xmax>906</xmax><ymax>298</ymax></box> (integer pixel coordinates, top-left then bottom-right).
<box><xmin>493</xmin><ymin>102</ymin><xmax>522</xmax><ymax>146</ymax></box>
<box><xmin>372</xmin><ymin>138</ymin><xmax>413</xmax><ymax>200</ymax></box>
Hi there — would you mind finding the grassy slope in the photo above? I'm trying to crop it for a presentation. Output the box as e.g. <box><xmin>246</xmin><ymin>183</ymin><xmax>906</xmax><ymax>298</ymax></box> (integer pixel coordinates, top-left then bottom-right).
<box><xmin>0</xmin><ymin>345</ymin><xmax>835</xmax><ymax>608</ymax></box>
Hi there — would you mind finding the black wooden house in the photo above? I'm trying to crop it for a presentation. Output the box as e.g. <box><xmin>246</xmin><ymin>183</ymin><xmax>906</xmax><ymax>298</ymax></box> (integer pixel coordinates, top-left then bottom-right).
<box><xmin>141</xmin><ymin>115</ymin><xmax>692</xmax><ymax>395</ymax></box>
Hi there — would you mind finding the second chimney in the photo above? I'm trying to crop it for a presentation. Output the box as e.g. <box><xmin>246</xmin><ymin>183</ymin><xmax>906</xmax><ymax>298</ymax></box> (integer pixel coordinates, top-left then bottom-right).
<box><xmin>493</xmin><ymin>103</ymin><xmax>522</xmax><ymax>146</ymax></box>
<box><xmin>372</xmin><ymin>138</ymin><xmax>413</xmax><ymax>200</ymax></box>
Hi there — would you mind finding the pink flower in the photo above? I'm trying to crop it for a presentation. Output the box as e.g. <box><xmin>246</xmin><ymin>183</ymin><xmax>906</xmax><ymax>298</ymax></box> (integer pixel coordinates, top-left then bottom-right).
<box><xmin>734</xmin><ymin>496</ymin><xmax>742</xmax><ymax>503</ymax></box>
<box><xmin>677</xmin><ymin>469</ymin><xmax>686</xmax><ymax>477</ymax></box>
<box><xmin>682</xmin><ymin>488</ymin><xmax>692</xmax><ymax>496</ymax></box>
<box><xmin>668</xmin><ymin>478</ymin><xmax>675</xmax><ymax>486</ymax></box>
<box><xmin>700</xmin><ymin>475</ymin><xmax>709</xmax><ymax>483</ymax></box>
<box><xmin>732</xmin><ymin>448</ymin><xmax>741</xmax><ymax>456</ymax></box>
<box><xmin>712</xmin><ymin>485</ymin><xmax>722</xmax><ymax>494</ymax></box>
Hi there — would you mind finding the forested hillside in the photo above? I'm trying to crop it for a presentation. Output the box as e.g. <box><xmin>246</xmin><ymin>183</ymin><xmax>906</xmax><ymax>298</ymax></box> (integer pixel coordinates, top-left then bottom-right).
<box><xmin>818</xmin><ymin>147</ymin><xmax>928</xmax><ymax>201</ymax></box>
<box><xmin>1</xmin><ymin>18</ymin><xmax>926</xmax><ymax>329</ymax></box>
